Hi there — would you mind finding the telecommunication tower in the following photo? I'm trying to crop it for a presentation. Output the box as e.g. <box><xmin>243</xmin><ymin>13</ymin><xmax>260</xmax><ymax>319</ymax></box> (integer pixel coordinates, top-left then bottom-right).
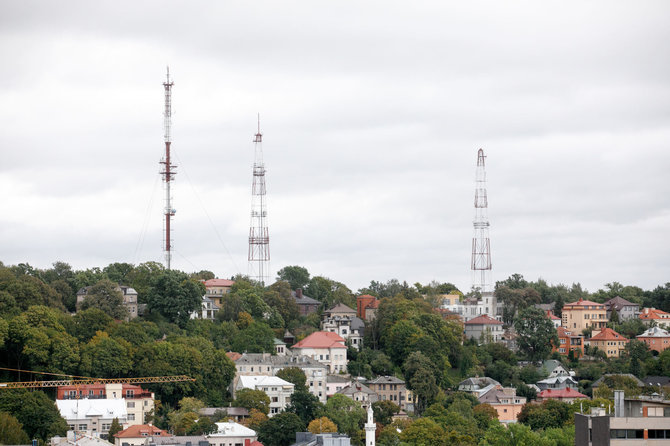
<box><xmin>159</xmin><ymin>68</ymin><xmax>176</xmax><ymax>269</ymax></box>
<box><xmin>471</xmin><ymin>148</ymin><xmax>492</xmax><ymax>293</ymax></box>
<box><xmin>248</xmin><ymin>116</ymin><xmax>270</xmax><ymax>285</ymax></box>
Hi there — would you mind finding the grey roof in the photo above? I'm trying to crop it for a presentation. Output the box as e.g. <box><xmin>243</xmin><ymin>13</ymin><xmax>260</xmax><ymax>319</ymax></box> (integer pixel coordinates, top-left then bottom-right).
<box><xmin>643</xmin><ymin>376</ymin><xmax>670</xmax><ymax>387</ymax></box>
<box><xmin>292</xmin><ymin>432</ymin><xmax>351</xmax><ymax>446</ymax></box>
<box><xmin>539</xmin><ymin>359</ymin><xmax>565</xmax><ymax>374</ymax></box>
<box><xmin>592</xmin><ymin>374</ymin><xmax>646</xmax><ymax>388</ymax></box>
<box><xmin>605</xmin><ymin>296</ymin><xmax>640</xmax><ymax>311</ymax></box>
<box><xmin>235</xmin><ymin>352</ymin><xmax>326</xmax><ymax>369</ymax></box>
<box><xmin>369</xmin><ymin>375</ymin><xmax>405</xmax><ymax>385</ymax></box>
<box><xmin>458</xmin><ymin>377</ymin><xmax>500</xmax><ymax>389</ymax></box>
<box><xmin>350</xmin><ymin>316</ymin><xmax>365</xmax><ymax>331</ymax></box>
<box><xmin>327</xmin><ymin>374</ymin><xmax>352</xmax><ymax>384</ymax></box>
<box><xmin>336</xmin><ymin>381</ymin><xmax>378</xmax><ymax>401</ymax></box>
<box><xmin>291</xmin><ymin>291</ymin><xmax>320</xmax><ymax>305</ymax></box>
<box><xmin>327</xmin><ymin>303</ymin><xmax>356</xmax><ymax>314</ymax></box>
<box><xmin>152</xmin><ymin>436</ymin><xmax>208</xmax><ymax>446</ymax></box>
<box><xmin>638</xmin><ymin>326</ymin><xmax>670</xmax><ymax>338</ymax></box>
<box><xmin>534</xmin><ymin>303</ymin><xmax>556</xmax><ymax>311</ymax></box>
<box><xmin>273</xmin><ymin>338</ymin><xmax>287</xmax><ymax>345</ymax></box>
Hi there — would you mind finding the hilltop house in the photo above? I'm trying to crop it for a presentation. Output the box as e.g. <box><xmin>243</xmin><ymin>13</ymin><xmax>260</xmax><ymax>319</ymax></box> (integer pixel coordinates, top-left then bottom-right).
<box><xmin>357</xmin><ymin>295</ymin><xmax>380</xmax><ymax>321</ymax></box>
<box><xmin>605</xmin><ymin>296</ymin><xmax>640</xmax><ymax>321</ymax></box>
<box><xmin>291</xmin><ymin>331</ymin><xmax>348</xmax><ymax>373</ymax></box>
<box><xmin>292</xmin><ymin>289</ymin><xmax>320</xmax><ymax>316</ymax></box>
<box><xmin>588</xmin><ymin>328</ymin><xmax>629</xmax><ymax>358</ymax></box>
<box><xmin>637</xmin><ymin>326</ymin><xmax>670</xmax><ymax>354</ymax></box>
<box><xmin>464</xmin><ymin>314</ymin><xmax>503</xmax><ymax>343</ymax></box>
<box><xmin>76</xmin><ymin>285</ymin><xmax>138</xmax><ymax>321</ymax></box>
<box><xmin>367</xmin><ymin>376</ymin><xmax>411</xmax><ymax>411</ymax></box>
<box><xmin>561</xmin><ymin>298</ymin><xmax>607</xmax><ymax>333</ymax></box>
<box><xmin>235</xmin><ymin>375</ymin><xmax>294</xmax><ymax>416</ymax></box>
<box><xmin>639</xmin><ymin>308</ymin><xmax>670</xmax><ymax>328</ymax></box>
<box><xmin>321</xmin><ymin>303</ymin><xmax>365</xmax><ymax>350</ymax></box>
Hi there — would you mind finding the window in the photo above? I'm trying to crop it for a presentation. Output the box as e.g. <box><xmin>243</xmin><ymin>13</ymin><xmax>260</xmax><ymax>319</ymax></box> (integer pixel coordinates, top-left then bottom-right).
<box><xmin>126</xmin><ymin>390</ymin><xmax>134</xmax><ymax>398</ymax></box>
<box><xmin>79</xmin><ymin>424</ymin><xmax>87</xmax><ymax>430</ymax></box>
<box><xmin>128</xmin><ymin>413</ymin><xmax>135</xmax><ymax>421</ymax></box>
<box><xmin>648</xmin><ymin>430</ymin><xmax>670</xmax><ymax>439</ymax></box>
<box><xmin>272</xmin><ymin>397</ymin><xmax>278</xmax><ymax>403</ymax></box>
<box><xmin>127</xmin><ymin>401</ymin><xmax>135</xmax><ymax>408</ymax></box>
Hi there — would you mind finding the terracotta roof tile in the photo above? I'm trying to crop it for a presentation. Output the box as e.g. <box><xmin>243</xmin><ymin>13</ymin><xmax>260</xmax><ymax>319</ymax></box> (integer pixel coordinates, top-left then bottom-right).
<box><xmin>464</xmin><ymin>314</ymin><xmax>502</xmax><ymax>325</ymax></box>
<box><xmin>292</xmin><ymin>331</ymin><xmax>347</xmax><ymax>349</ymax></box>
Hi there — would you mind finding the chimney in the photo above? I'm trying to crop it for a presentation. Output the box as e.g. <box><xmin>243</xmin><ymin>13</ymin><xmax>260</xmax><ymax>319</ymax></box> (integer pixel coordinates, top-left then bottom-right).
<box><xmin>296</xmin><ymin>288</ymin><xmax>303</xmax><ymax>299</ymax></box>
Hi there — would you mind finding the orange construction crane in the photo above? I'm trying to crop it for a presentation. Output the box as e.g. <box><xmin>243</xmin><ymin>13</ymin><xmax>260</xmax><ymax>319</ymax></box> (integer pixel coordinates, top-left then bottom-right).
<box><xmin>0</xmin><ymin>367</ymin><xmax>195</xmax><ymax>389</ymax></box>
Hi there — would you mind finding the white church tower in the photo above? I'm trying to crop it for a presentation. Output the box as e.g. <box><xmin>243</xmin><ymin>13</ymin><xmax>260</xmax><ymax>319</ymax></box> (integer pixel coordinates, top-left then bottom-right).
<box><xmin>365</xmin><ymin>404</ymin><xmax>375</xmax><ymax>446</ymax></box>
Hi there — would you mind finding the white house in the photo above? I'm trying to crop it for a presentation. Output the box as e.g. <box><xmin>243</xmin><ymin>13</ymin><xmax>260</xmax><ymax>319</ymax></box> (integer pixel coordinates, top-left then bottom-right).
<box><xmin>208</xmin><ymin>421</ymin><xmax>258</xmax><ymax>446</ymax></box>
<box><xmin>56</xmin><ymin>399</ymin><xmax>127</xmax><ymax>437</ymax></box>
<box><xmin>291</xmin><ymin>331</ymin><xmax>348</xmax><ymax>373</ymax></box>
<box><xmin>236</xmin><ymin>375</ymin><xmax>294</xmax><ymax>416</ymax></box>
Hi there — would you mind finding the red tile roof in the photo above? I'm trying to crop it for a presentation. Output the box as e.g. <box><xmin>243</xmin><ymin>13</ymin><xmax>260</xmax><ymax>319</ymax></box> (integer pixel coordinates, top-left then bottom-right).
<box><xmin>203</xmin><ymin>279</ymin><xmax>235</xmax><ymax>287</ymax></box>
<box><xmin>538</xmin><ymin>388</ymin><xmax>587</xmax><ymax>399</ymax></box>
<box><xmin>226</xmin><ymin>351</ymin><xmax>242</xmax><ymax>361</ymax></box>
<box><xmin>557</xmin><ymin>327</ymin><xmax>581</xmax><ymax>338</ymax></box>
<box><xmin>589</xmin><ymin>327</ymin><xmax>628</xmax><ymax>342</ymax></box>
<box><xmin>115</xmin><ymin>424</ymin><xmax>169</xmax><ymax>438</ymax></box>
<box><xmin>292</xmin><ymin>331</ymin><xmax>347</xmax><ymax>349</ymax></box>
<box><xmin>546</xmin><ymin>310</ymin><xmax>560</xmax><ymax>320</ymax></box>
<box><xmin>464</xmin><ymin>315</ymin><xmax>503</xmax><ymax>325</ymax></box>
<box><xmin>564</xmin><ymin>298</ymin><xmax>605</xmax><ymax>308</ymax></box>
<box><xmin>640</xmin><ymin>308</ymin><xmax>670</xmax><ymax>320</ymax></box>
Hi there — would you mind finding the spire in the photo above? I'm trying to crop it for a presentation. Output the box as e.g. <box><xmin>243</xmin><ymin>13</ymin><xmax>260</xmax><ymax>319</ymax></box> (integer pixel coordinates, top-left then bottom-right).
<box><xmin>471</xmin><ymin>148</ymin><xmax>492</xmax><ymax>293</ymax></box>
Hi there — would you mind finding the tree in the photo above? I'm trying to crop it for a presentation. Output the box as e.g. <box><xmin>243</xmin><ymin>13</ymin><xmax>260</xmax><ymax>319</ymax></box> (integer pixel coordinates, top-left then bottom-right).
<box><xmin>257</xmin><ymin>412</ymin><xmax>305</xmax><ymax>446</ymax></box>
<box><xmin>71</xmin><ymin>307</ymin><xmax>113</xmax><ymax>342</ymax></box>
<box><xmin>480</xmin><ymin>422</ymin><xmax>553</xmax><ymax>446</ymax></box>
<box><xmin>80</xmin><ymin>331</ymin><xmax>133</xmax><ymax>377</ymax></box>
<box><xmin>518</xmin><ymin>399</ymin><xmax>572</xmax><ymax>430</ymax></box>
<box><xmin>230</xmin><ymin>321</ymin><xmax>276</xmax><ymax>353</ymax></box>
<box><xmin>79</xmin><ymin>279</ymin><xmax>127</xmax><ymax>319</ymax></box>
<box><xmin>146</xmin><ymin>270</ymin><xmax>205</xmax><ymax>327</ymax></box>
<box><xmin>0</xmin><ymin>390</ymin><xmax>68</xmax><ymax>440</ymax></box>
<box><xmin>403</xmin><ymin>352</ymin><xmax>440</xmax><ymax>415</ymax></box>
<box><xmin>235</xmin><ymin>388</ymin><xmax>270</xmax><ymax>415</ymax></box>
<box><xmin>286</xmin><ymin>389</ymin><xmax>323</xmax><ymax>426</ymax></box>
<box><xmin>473</xmin><ymin>403</ymin><xmax>498</xmax><ymax>430</ymax></box>
<box><xmin>243</xmin><ymin>408</ymin><xmax>268</xmax><ymax>431</ymax></box>
<box><xmin>0</xmin><ymin>412</ymin><xmax>30</xmax><ymax>444</ymax></box>
<box><xmin>514</xmin><ymin>306</ymin><xmax>559</xmax><ymax>362</ymax></box>
<box><xmin>277</xmin><ymin>367</ymin><xmax>307</xmax><ymax>391</ymax></box>
<box><xmin>372</xmin><ymin>400</ymin><xmax>400</xmax><ymax>426</ymax></box>
<box><xmin>308</xmin><ymin>416</ymin><xmax>338</xmax><ymax>434</ymax></box>
<box><xmin>322</xmin><ymin>394</ymin><xmax>366</xmax><ymax>438</ymax></box>
<box><xmin>400</xmin><ymin>418</ymin><xmax>447</xmax><ymax>446</ymax></box>
<box><xmin>108</xmin><ymin>417</ymin><xmax>122</xmax><ymax>440</ymax></box>
<box><xmin>276</xmin><ymin>266</ymin><xmax>311</xmax><ymax>290</ymax></box>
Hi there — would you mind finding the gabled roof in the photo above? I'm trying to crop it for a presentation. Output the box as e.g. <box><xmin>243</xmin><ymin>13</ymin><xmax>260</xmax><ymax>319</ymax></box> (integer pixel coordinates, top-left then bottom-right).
<box><xmin>556</xmin><ymin>327</ymin><xmax>581</xmax><ymax>338</ymax></box>
<box><xmin>226</xmin><ymin>351</ymin><xmax>242</xmax><ymax>361</ymax></box>
<box><xmin>458</xmin><ymin>377</ymin><xmax>500</xmax><ymax>389</ymax></box>
<box><xmin>605</xmin><ymin>296</ymin><xmax>639</xmax><ymax>311</ymax></box>
<box><xmin>115</xmin><ymin>424</ymin><xmax>170</xmax><ymax>438</ymax></box>
<box><xmin>546</xmin><ymin>310</ymin><xmax>560</xmax><ymax>320</ymax></box>
<box><xmin>643</xmin><ymin>376</ymin><xmax>670</xmax><ymax>387</ymax></box>
<box><xmin>56</xmin><ymin>399</ymin><xmax>127</xmax><ymax>421</ymax></box>
<box><xmin>464</xmin><ymin>314</ymin><xmax>503</xmax><ymax>325</ymax></box>
<box><xmin>537</xmin><ymin>376</ymin><xmax>578</xmax><ymax>385</ymax></box>
<box><xmin>327</xmin><ymin>303</ymin><xmax>356</xmax><ymax>314</ymax></box>
<box><xmin>589</xmin><ymin>327</ymin><xmax>628</xmax><ymax>342</ymax></box>
<box><xmin>592</xmin><ymin>374</ymin><xmax>645</xmax><ymax>388</ymax></box>
<box><xmin>292</xmin><ymin>331</ymin><xmax>347</xmax><ymax>349</ymax></box>
<box><xmin>368</xmin><ymin>375</ymin><xmax>405</xmax><ymax>385</ymax></box>
<box><xmin>337</xmin><ymin>381</ymin><xmax>378</xmax><ymax>399</ymax></box>
<box><xmin>291</xmin><ymin>291</ymin><xmax>320</xmax><ymax>305</ymax></box>
<box><xmin>538</xmin><ymin>388</ymin><xmax>587</xmax><ymax>399</ymax></box>
<box><xmin>203</xmin><ymin>278</ymin><xmax>235</xmax><ymax>287</ymax></box>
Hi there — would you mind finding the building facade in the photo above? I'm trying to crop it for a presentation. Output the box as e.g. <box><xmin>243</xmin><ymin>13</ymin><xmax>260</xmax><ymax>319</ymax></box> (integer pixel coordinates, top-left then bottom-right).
<box><xmin>562</xmin><ymin>298</ymin><xmax>607</xmax><ymax>333</ymax></box>
<box><xmin>589</xmin><ymin>328</ymin><xmax>629</xmax><ymax>358</ymax></box>
<box><xmin>464</xmin><ymin>314</ymin><xmax>503</xmax><ymax>343</ymax></box>
<box><xmin>637</xmin><ymin>326</ymin><xmax>670</xmax><ymax>354</ymax></box>
<box><xmin>367</xmin><ymin>376</ymin><xmax>410</xmax><ymax>411</ymax></box>
<box><xmin>236</xmin><ymin>375</ymin><xmax>294</xmax><ymax>416</ymax></box>
<box><xmin>291</xmin><ymin>331</ymin><xmax>348</xmax><ymax>373</ymax></box>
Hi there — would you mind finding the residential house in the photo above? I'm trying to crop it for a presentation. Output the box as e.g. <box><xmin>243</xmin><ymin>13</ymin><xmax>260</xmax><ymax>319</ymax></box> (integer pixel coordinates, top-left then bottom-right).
<box><xmin>536</xmin><ymin>376</ymin><xmax>579</xmax><ymax>391</ymax></box>
<box><xmin>440</xmin><ymin>293</ymin><xmax>466</xmax><ymax>320</ymax></box>
<box><xmin>336</xmin><ymin>380</ymin><xmax>378</xmax><ymax>403</ymax></box>
<box><xmin>464</xmin><ymin>314</ymin><xmax>503</xmax><ymax>343</ymax></box>
<box><xmin>547</xmin><ymin>310</ymin><xmax>562</xmax><ymax>329</ymax></box>
<box><xmin>367</xmin><ymin>376</ymin><xmax>410</xmax><ymax>411</ymax></box>
<box><xmin>274</xmin><ymin>338</ymin><xmax>287</xmax><ymax>356</ymax></box>
<box><xmin>291</xmin><ymin>331</ymin><xmax>348</xmax><ymax>373</ymax></box>
<box><xmin>458</xmin><ymin>377</ymin><xmax>502</xmax><ymax>397</ymax></box>
<box><xmin>637</xmin><ymin>326</ymin><xmax>670</xmax><ymax>354</ymax></box>
<box><xmin>561</xmin><ymin>298</ymin><xmax>607</xmax><ymax>333</ymax></box>
<box><xmin>605</xmin><ymin>296</ymin><xmax>641</xmax><ymax>322</ymax></box>
<box><xmin>57</xmin><ymin>383</ymin><xmax>154</xmax><ymax>426</ymax></box>
<box><xmin>592</xmin><ymin>374</ymin><xmax>646</xmax><ymax>391</ymax></box>
<box><xmin>553</xmin><ymin>326</ymin><xmax>585</xmax><ymax>357</ymax></box>
<box><xmin>326</xmin><ymin>375</ymin><xmax>352</xmax><ymax>398</ymax></box>
<box><xmin>643</xmin><ymin>376</ymin><xmax>670</xmax><ymax>392</ymax></box>
<box><xmin>152</xmin><ymin>437</ymin><xmax>210</xmax><ymax>446</ymax></box>
<box><xmin>321</xmin><ymin>303</ymin><xmax>365</xmax><ymax>350</ymax></box>
<box><xmin>57</xmin><ymin>398</ymin><xmax>127</xmax><ymax>439</ymax></box>
<box><xmin>236</xmin><ymin>375</ymin><xmax>294</xmax><ymax>416</ymax></box>
<box><xmin>537</xmin><ymin>388</ymin><xmax>588</xmax><ymax>403</ymax></box>
<box><xmin>538</xmin><ymin>359</ymin><xmax>574</xmax><ymax>379</ymax></box>
<box><xmin>113</xmin><ymin>424</ymin><xmax>170</xmax><ymax>446</ymax></box>
<box><xmin>198</xmin><ymin>407</ymin><xmax>249</xmax><ymax>424</ymax></box>
<box><xmin>208</xmin><ymin>421</ymin><xmax>258</xmax><ymax>446</ymax></box>
<box><xmin>640</xmin><ymin>308</ymin><xmax>670</xmax><ymax>329</ymax></box>
<box><xmin>234</xmin><ymin>352</ymin><xmax>328</xmax><ymax>403</ymax></box>
<box><xmin>589</xmin><ymin>328</ymin><xmax>629</xmax><ymax>358</ymax></box>
<box><xmin>357</xmin><ymin>295</ymin><xmax>379</xmax><ymax>321</ymax></box>
<box><xmin>51</xmin><ymin>430</ymin><xmax>116</xmax><ymax>446</ymax></box>
<box><xmin>575</xmin><ymin>391</ymin><xmax>670</xmax><ymax>446</ymax></box>
<box><xmin>477</xmin><ymin>386</ymin><xmax>526</xmax><ymax>423</ymax></box>
<box><xmin>201</xmin><ymin>278</ymin><xmax>235</xmax><ymax>308</ymax></box>
<box><xmin>190</xmin><ymin>295</ymin><xmax>219</xmax><ymax>320</ymax></box>
<box><xmin>292</xmin><ymin>289</ymin><xmax>320</xmax><ymax>316</ymax></box>
<box><xmin>76</xmin><ymin>285</ymin><xmax>138</xmax><ymax>321</ymax></box>
<box><xmin>461</xmin><ymin>292</ymin><xmax>497</xmax><ymax>322</ymax></box>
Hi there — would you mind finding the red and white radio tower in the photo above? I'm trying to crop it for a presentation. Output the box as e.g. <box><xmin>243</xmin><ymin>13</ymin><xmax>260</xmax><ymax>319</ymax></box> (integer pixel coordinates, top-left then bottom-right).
<box><xmin>471</xmin><ymin>148</ymin><xmax>492</xmax><ymax>294</ymax></box>
<box><xmin>159</xmin><ymin>68</ymin><xmax>177</xmax><ymax>269</ymax></box>
<box><xmin>248</xmin><ymin>116</ymin><xmax>270</xmax><ymax>285</ymax></box>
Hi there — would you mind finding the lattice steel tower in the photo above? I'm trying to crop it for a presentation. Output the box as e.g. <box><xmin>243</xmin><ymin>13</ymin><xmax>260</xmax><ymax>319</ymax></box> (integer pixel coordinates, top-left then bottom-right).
<box><xmin>248</xmin><ymin>117</ymin><xmax>270</xmax><ymax>285</ymax></box>
<box><xmin>159</xmin><ymin>68</ymin><xmax>177</xmax><ymax>269</ymax></box>
<box><xmin>471</xmin><ymin>148</ymin><xmax>492</xmax><ymax>293</ymax></box>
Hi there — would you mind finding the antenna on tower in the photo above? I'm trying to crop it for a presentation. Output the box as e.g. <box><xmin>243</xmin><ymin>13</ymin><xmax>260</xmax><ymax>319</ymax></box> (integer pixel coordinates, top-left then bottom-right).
<box><xmin>248</xmin><ymin>115</ymin><xmax>270</xmax><ymax>285</ymax></box>
<box><xmin>160</xmin><ymin>67</ymin><xmax>177</xmax><ymax>269</ymax></box>
<box><xmin>471</xmin><ymin>148</ymin><xmax>492</xmax><ymax>295</ymax></box>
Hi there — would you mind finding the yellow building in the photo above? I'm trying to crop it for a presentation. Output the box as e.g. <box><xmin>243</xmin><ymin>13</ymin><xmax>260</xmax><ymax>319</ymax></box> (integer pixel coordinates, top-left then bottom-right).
<box><xmin>561</xmin><ymin>298</ymin><xmax>607</xmax><ymax>334</ymax></box>
<box><xmin>588</xmin><ymin>327</ymin><xmax>628</xmax><ymax>358</ymax></box>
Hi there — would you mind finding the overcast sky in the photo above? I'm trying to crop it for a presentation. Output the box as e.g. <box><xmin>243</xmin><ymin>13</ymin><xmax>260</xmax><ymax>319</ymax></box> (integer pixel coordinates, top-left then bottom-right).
<box><xmin>1</xmin><ymin>1</ymin><xmax>669</xmax><ymax>294</ymax></box>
